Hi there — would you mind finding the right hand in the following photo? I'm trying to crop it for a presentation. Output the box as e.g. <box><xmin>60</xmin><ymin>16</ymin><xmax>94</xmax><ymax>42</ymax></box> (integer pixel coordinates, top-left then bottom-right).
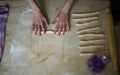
<box><xmin>51</xmin><ymin>11</ymin><xmax>70</xmax><ymax>36</ymax></box>
<box><xmin>32</xmin><ymin>11</ymin><xmax>48</xmax><ymax>36</ymax></box>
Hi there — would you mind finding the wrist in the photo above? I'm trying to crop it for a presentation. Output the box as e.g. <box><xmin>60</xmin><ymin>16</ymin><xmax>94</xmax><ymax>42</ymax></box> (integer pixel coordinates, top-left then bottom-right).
<box><xmin>61</xmin><ymin>0</ymin><xmax>74</xmax><ymax>14</ymax></box>
<box><xmin>61</xmin><ymin>9</ymin><xmax>69</xmax><ymax>14</ymax></box>
<box><xmin>33</xmin><ymin>9</ymin><xmax>41</xmax><ymax>14</ymax></box>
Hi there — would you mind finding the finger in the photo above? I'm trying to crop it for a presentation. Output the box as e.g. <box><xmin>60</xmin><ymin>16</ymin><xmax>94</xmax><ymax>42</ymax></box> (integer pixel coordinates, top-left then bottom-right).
<box><xmin>54</xmin><ymin>23</ymin><xmax>59</xmax><ymax>34</ymax></box>
<box><xmin>38</xmin><ymin>25</ymin><xmax>41</xmax><ymax>36</ymax></box>
<box><xmin>62</xmin><ymin>24</ymin><xmax>66</xmax><ymax>35</ymax></box>
<box><xmin>34</xmin><ymin>24</ymin><xmax>38</xmax><ymax>35</ymax></box>
<box><xmin>41</xmin><ymin>24</ymin><xmax>45</xmax><ymax>34</ymax></box>
<box><xmin>43</xmin><ymin>20</ymin><xmax>48</xmax><ymax>33</ymax></box>
<box><xmin>44</xmin><ymin>19</ymin><xmax>49</xmax><ymax>26</ymax></box>
<box><xmin>38</xmin><ymin>25</ymin><xmax>40</xmax><ymax>35</ymax></box>
<box><xmin>58</xmin><ymin>24</ymin><xmax>63</xmax><ymax>36</ymax></box>
<box><xmin>40</xmin><ymin>22</ymin><xmax>46</xmax><ymax>34</ymax></box>
<box><xmin>34</xmin><ymin>17</ymin><xmax>39</xmax><ymax>35</ymax></box>
<box><xmin>31</xmin><ymin>19</ymin><xmax>36</xmax><ymax>31</ymax></box>
<box><xmin>51</xmin><ymin>19</ymin><xmax>57</xmax><ymax>24</ymax></box>
<box><xmin>66</xmin><ymin>25</ymin><xmax>70</xmax><ymax>31</ymax></box>
<box><xmin>31</xmin><ymin>23</ymin><xmax>35</xmax><ymax>31</ymax></box>
<box><xmin>66</xmin><ymin>22</ymin><xmax>70</xmax><ymax>31</ymax></box>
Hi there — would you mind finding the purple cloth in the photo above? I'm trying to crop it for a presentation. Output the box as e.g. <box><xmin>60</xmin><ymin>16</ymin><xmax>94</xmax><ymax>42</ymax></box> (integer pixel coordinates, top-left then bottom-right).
<box><xmin>0</xmin><ymin>5</ymin><xmax>9</xmax><ymax>62</ymax></box>
<box><xmin>87</xmin><ymin>55</ymin><xmax>106</xmax><ymax>73</ymax></box>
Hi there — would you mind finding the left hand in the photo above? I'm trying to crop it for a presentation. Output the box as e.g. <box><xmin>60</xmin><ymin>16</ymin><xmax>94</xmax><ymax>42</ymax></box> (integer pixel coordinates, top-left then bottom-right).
<box><xmin>51</xmin><ymin>12</ymin><xmax>70</xmax><ymax>36</ymax></box>
<box><xmin>32</xmin><ymin>11</ymin><xmax>48</xmax><ymax>36</ymax></box>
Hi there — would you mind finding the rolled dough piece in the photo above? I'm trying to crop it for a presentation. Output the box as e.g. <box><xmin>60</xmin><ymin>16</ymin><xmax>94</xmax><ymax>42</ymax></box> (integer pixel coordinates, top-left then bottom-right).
<box><xmin>41</xmin><ymin>30</ymin><xmax>54</xmax><ymax>34</ymax></box>
<box><xmin>76</xmin><ymin>21</ymin><xmax>101</xmax><ymax>30</ymax></box>
<box><xmin>72</xmin><ymin>11</ymin><xmax>99</xmax><ymax>17</ymax></box>
<box><xmin>78</xmin><ymin>45</ymin><xmax>106</xmax><ymax>52</ymax></box>
<box><xmin>80</xmin><ymin>50</ymin><xmax>108</xmax><ymax>56</ymax></box>
<box><xmin>76</xmin><ymin>27</ymin><xmax>104</xmax><ymax>34</ymax></box>
<box><xmin>80</xmin><ymin>39</ymin><xmax>106</xmax><ymax>46</ymax></box>
<box><xmin>73</xmin><ymin>17</ymin><xmax>99</xmax><ymax>22</ymax></box>
<box><xmin>41</xmin><ymin>30</ymin><xmax>67</xmax><ymax>34</ymax></box>
<box><xmin>80</xmin><ymin>53</ymin><xmax>93</xmax><ymax>56</ymax></box>
<box><xmin>78</xmin><ymin>34</ymin><xmax>106</xmax><ymax>40</ymax></box>
<box><xmin>81</xmin><ymin>50</ymin><xmax>108</xmax><ymax>54</ymax></box>
<box><xmin>76</xmin><ymin>20</ymin><xmax>100</xmax><ymax>26</ymax></box>
<box><xmin>80</xmin><ymin>38</ymin><xmax>106</xmax><ymax>41</ymax></box>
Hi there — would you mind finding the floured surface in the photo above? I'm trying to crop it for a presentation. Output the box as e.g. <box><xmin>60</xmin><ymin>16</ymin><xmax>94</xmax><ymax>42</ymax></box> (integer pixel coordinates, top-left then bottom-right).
<box><xmin>0</xmin><ymin>0</ymin><xmax>119</xmax><ymax>75</ymax></box>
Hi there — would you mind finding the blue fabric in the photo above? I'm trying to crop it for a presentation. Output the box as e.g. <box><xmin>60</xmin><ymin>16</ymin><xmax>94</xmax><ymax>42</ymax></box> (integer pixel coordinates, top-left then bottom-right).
<box><xmin>0</xmin><ymin>5</ymin><xmax>8</xmax><ymax>62</ymax></box>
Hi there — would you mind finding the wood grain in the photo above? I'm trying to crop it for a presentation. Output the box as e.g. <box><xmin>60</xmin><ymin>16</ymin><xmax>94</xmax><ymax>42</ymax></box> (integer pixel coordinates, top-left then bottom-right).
<box><xmin>106</xmin><ymin>7</ymin><xmax>119</xmax><ymax>72</ymax></box>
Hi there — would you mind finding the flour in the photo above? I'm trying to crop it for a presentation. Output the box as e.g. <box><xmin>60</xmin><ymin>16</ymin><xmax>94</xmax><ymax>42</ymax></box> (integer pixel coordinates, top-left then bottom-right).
<box><xmin>19</xmin><ymin>9</ymin><xmax>33</xmax><ymax>26</ymax></box>
<box><xmin>10</xmin><ymin>40</ymin><xmax>26</xmax><ymax>57</ymax></box>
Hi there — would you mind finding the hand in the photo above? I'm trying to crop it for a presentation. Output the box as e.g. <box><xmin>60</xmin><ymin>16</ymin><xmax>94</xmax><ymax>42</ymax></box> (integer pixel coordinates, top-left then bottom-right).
<box><xmin>51</xmin><ymin>12</ymin><xmax>70</xmax><ymax>36</ymax></box>
<box><xmin>32</xmin><ymin>11</ymin><xmax>48</xmax><ymax>36</ymax></box>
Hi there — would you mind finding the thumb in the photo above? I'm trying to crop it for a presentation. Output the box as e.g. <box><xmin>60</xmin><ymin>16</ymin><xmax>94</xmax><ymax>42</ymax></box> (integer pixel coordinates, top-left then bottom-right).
<box><xmin>51</xmin><ymin>19</ymin><xmax>57</xmax><ymax>24</ymax></box>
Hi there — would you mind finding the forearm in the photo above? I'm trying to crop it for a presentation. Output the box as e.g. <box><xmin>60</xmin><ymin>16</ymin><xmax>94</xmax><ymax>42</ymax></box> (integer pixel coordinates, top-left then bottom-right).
<box><xmin>27</xmin><ymin>0</ymin><xmax>41</xmax><ymax>14</ymax></box>
<box><xmin>61</xmin><ymin>0</ymin><xmax>75</xmax><ymax>13</ymax></box>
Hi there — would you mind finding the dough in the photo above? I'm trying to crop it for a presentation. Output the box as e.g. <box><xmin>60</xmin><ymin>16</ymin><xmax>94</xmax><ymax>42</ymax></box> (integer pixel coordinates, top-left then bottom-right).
<box><xmin>76</xmin><ymin>27</ymin><xmax>104</xmax><ymax>35</ymax></box>
<box><xmin>72</xmin><ymin>11</ymin><xmax>99</xmax><ymax>17</ymax></box>
<box><xmin>78</xmin><ymin>45</ymin><xmax>106</xmax><ymax>52</ymax></box>
<box><xmin>76</xmin><ymin>20</ymin><xmax>100</xmax><ymax>26</ymax></box>
<box><xmin>80</xmin><ymin>39</ymin><xmax>106</xmax><ymax>46</ymax></box>
<box><xmin>80</xmin><ymin>50</ymin><xmax>108</xmax><ymax>56</ymax></box>
<box><xmin>40</xmin><ymin>30</ymin><xmax>66</xmax><ymax>34</ymax></box>
<box><xmin>73</xmin><ymin>16</ymin><xmax>99</xmax><ymax>23</ymax></box>
<box><xmin>78</xmin><ymin>34</ymin><xmax>106</xmax><ymax>40</ymax></box>
<box><xmin>41</xmin><ymin>30</ymin><xmax>54</xmax><ymax>34</ymax></box>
